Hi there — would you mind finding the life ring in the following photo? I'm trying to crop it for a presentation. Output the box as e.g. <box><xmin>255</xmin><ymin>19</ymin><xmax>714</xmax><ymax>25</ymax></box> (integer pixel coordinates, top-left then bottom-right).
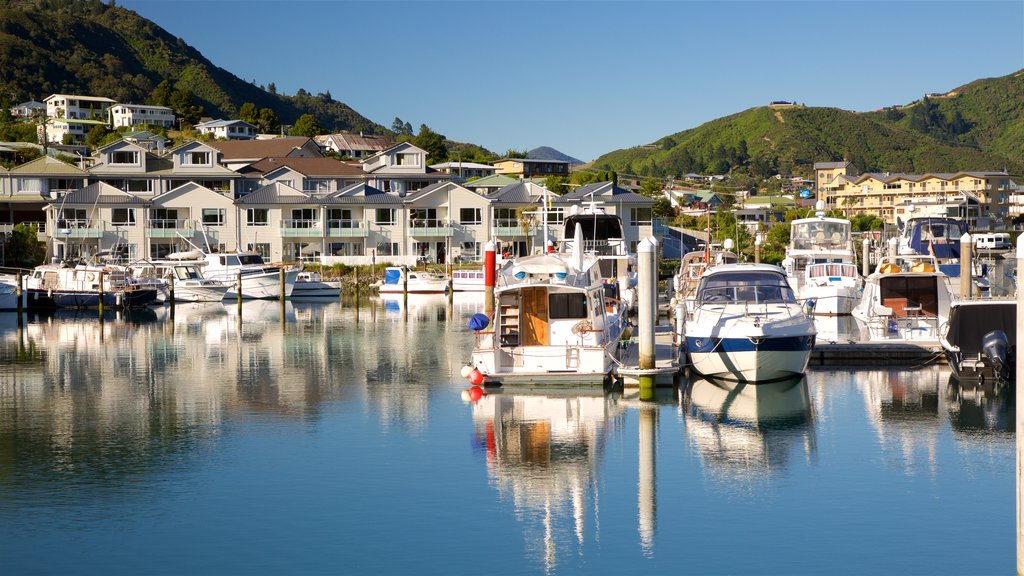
<box><xmin>86</xmin><ymin>272</ymin><xmax>95</xmax><ymax>282</ymax></box>
<box><xmin>572</xmin><ymin>320</ymin><xmax>593</xmax><ymax>335</ymax></box>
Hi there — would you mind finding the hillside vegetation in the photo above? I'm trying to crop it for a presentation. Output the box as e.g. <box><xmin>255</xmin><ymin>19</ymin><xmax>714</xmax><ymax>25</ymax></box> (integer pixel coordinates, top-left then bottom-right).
<box><xmin>0</xmin><ymin>0</ymin><xmax>385</xmax><ymax>134</ymax></box>
<box><xmin>592</xmin><ymin>69</ymin><xmax>1024</xmax><ymax>179</ymax></box>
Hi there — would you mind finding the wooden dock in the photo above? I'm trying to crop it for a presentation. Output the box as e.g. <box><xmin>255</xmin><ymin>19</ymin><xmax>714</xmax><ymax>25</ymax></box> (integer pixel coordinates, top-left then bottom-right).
<box><xmin>616</xmin><ymin>323</ymin><xmax>682</xmax><ymax>387</ymax></box>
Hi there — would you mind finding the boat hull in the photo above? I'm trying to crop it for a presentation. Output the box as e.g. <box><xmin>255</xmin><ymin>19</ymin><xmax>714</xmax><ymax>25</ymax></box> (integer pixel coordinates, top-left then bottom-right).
<box><xmin>687</xmin><ymin>335</ymin><xmax>814</xmax><ymax>382</ymax></box>
<box><xmin>800</xmin><ymin>285</ymin><xmax>858</xmax><ymax>316</ymax></box>
<box><xmin>171</xmin><ymin>285</ymin><xmax>230</xmax><ymax>303</ymax></box>
<box><xmin>27</xmin><ymin>288</ymin><xmax>159</xmax><ymax>309</ymax></box>
<box><xmin>219</xmin><ymin>270</ymin><xmax>299</xmax><ymax>299</ymax></box>
<box><xmin>291</xmin><ymin>281</ymin><xmax>341</xmax><ymax>299</ymax></box>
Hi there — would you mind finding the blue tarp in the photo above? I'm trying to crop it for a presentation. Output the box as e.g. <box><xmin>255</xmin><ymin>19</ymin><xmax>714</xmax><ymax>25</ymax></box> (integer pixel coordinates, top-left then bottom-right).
<box><xmin>469</xmin><ymin>313</ymin><xmax>489</xmax><ymax>331</ymax></box>
<box><xmin>384</xmin><ymin>268</ymin><xmax>401</xmax><ymax>285</ymax></box>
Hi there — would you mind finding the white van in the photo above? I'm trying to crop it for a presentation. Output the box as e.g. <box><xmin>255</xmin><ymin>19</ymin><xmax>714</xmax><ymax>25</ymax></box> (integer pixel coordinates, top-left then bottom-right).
<box><xmin>974</xmin><ymin>233</ymin><xmax>1011</xmax><ymax>250</ymax></box>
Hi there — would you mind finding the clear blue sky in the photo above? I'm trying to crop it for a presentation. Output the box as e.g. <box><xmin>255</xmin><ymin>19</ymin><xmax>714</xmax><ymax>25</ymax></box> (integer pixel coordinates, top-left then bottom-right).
<box><xmin>120</xmin><ymin>0</ymin><xmax>1023</xmax><ymax>162</ymax></box>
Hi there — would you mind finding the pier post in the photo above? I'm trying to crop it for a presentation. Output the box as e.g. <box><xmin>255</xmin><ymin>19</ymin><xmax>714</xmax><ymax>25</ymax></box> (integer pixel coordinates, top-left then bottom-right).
<box><xmin>353</xmin><ymin>267</ymin><xmax>358</xmax><ymax>299</ymax></box>
<box><xmin>754</xmin><ymin>236</ymin><xmax>761</xmax><ymax>264</ymax></box>
<box><xmin>15</xmin><ymin>272</ymin><xmax>23</xmax><ymax>328</ymax></box>
<box><xmin>960</xmin><ymin>233</ymin><xmax>972</xmax><ymax>298</ymax></box>
<box><xmin>97</xmin><ymin>270</ymin><xmax>104</xmax><ymax>316</ymax></box>
<box><xmin>638</xmin><ymin>405</ymin><xmax>657</xmax><ymax>553</ymax></box>
<box><xmin>168</xmin><ymin>277</ymin><xmax>175</xmax><ymax>306</ymax></box>
<box><xmin>650</xmin><ymin>236</ymin><xmax>660</xmax><ymax>321</ymax></box>
<box><xmin>862</xmin><ymin>238</ymin><xmax>871</xmax><ymax>277</ymax></box>
<box><xmin>638</xmin><ymin>238</ymin><xmax>655</xmax><ymax>372</ymax></box>
<box><xmin>402</xmin><ymin>264</ymin><xmax>408</xmax><ymax>307</ymax></box>
<box><xmin>484</xmin><ymin>241</ymin><xmax>496</xmax><ymax>316</ymax></box>
<box><xmin>279</xmin><ymin>267</ymin><xmax>285</xmax><ymax>302</ymax></box>
<box><xmin>888</xmin><ymin>237</ymin><xmax>897</xmax><ymax>259</ymax></box>
<box><xmin>236</xmin><ymin>271</ymin><xmax>243</xmax><ymax>313</ymax></box>
<box><xmin>1017</xmin><ymin>240</ymin><xmax>1024</xmax><ymax>574</ymax></box>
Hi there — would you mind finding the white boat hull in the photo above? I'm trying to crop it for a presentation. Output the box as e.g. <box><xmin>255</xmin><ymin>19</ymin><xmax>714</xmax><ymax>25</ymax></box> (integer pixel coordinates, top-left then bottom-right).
<box><xmin>291</xmin><ymin>281</ymin><xmax>341</xmax><ymax>298</ymax></box>
<box><xmin>172</xmin><ymin>284</ymin><xmax>230</xmax><ymax>303</ymax></box>
<box><xmin>219</xmin><ymin>270</ymin><xmax>298</xmax><ymax>299</ymax></box>
<box><xmin>687</xmin><ymin>338</ymin><xmax>813</xmax><ymax>382</ymax></box>
<box><xmin>800</xmin><ymin>284</ymin><xmax>859</xmax><ymax>316</ymax></box>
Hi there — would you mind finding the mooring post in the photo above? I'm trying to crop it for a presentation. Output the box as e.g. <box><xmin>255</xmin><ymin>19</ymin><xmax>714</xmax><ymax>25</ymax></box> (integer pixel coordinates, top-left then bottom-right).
<box><xmin>279</xmin><ymin>267</ymin><xmax>285</xmax><ymax>302</ymax></box>
<box><xmin>97</xmin><ymin>269</ymin><xmax>105</xmax><ymax>316</ymax></box>
<box><xmin>754</xmin><ymin>236</ymin><xmax>761</xmax><ymax>264</ymax></box>
<box><xmin>638</xmin><ymin>238</ymin><xmax>655</xmax><ymax>372</ymax></box>
<box><xmin>888</xmin><ymin>236</ymin><xmax>898</xmax><ymax>259</ymax></box>
<box><xmin>960</xmin><ymin>233</ymin><xmax>973</xmax><ymax>299</ymax></box>
<box><xmin>168</xmin><ymin>277</ymin><xmax>175</xmax><ymax>307</ymax></box>
<box><xmin>650</xmin><ymin>236</ymin><xmax>660</xmax><ymax>322</ymax></box>
<box><xmin>15</xmin><ymin>271</ymin><xmax>23</xmax><ymax>329</ymax></box>
<box><xmin>484</xmin><ymin>241</ymin><xmax>496</xmax><ymax>317</ymax></box>
<box><xmin>353</xmin><ymin>267</ymin><xmax>358</xmax><ymax>299</ymax></box>
<box><xmin>236</xmin><ymin>270</ymin><xmax>243</xmax><ymax>312</ymax></box>
<box><xmin>862</xmin><ymin>238</ymin><xmax>871</xmax><ymax>277</ymax></box>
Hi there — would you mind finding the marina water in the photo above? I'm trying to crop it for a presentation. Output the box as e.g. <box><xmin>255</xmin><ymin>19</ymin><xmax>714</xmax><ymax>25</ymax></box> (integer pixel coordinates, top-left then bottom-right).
<box><xmin>0</xmin><ymin>296</ymin><xmax>1013</xmax><ymax>574</ymax></box>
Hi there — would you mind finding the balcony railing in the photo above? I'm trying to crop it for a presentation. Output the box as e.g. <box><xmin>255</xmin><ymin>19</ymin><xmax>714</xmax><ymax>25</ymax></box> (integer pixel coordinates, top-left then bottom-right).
<box><xmin>408</xmin><ymin>219</ymin><xmax>453</xmax><ymax>237</ymax></box>
<box><xmin>146</xmin><ymin>218</ymin><xmax>193</xmax><ymax>238</ymax></box>
<box><xmin>492</xmin><ymin>218</ymin><xmax>530</xmax><ymax>237</ymax></box>
<box><xmin>55</xmin><ymin>219</ymin><xmax>103</xmax><ymax>238</ymax></box>
<box><xmin>280</xmin><ymin>218</ymin><xmax>323</xmax><ymax>237</ymax></box>
<box><xmin>328</xmin><ymin>219</ymin><xmax>369</xmax><ymax>237</ymax></box>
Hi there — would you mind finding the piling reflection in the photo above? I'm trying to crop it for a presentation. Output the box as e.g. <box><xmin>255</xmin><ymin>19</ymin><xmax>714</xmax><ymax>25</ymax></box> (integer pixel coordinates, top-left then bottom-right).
<box><xmin>469</xmin><ymin>388</ymin><xmax>626</xmax><ymax>572</ymax></box>
<box><xmin>682</xmin><ymin>376</ymin><xmax>816</xmax><ymax>482</ymax></box>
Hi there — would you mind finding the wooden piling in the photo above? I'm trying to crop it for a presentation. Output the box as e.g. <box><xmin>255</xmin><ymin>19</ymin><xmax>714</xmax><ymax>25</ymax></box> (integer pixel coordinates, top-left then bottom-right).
<box><xmin>97</xmin><ymin>269</ymin><xmax>104</xmax><ymax>315</ymax></box>
<box><xmin>15</xmin><ymin>272</ymin><xmax>23</xmax><ymax>328</ymax></box>
<box><xmin>960</xmin><ymin>233</ymin><xmax>972</xmax><ymax>298</ymax></box>
<box><xmin>279</xmin><ymin>267</ymin><xmax>285</xmax><ymax>302</ymax></box>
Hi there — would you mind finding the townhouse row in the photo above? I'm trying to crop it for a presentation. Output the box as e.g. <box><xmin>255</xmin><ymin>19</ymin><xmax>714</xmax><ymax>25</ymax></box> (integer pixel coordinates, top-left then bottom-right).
<box><xmin>0</xmin><ymin>138</ymin><xmax>651</xmax><ymax>265</ymax></box>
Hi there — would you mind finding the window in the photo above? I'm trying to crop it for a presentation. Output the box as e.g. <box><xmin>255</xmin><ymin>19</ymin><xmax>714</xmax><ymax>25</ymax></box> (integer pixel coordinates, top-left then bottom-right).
<box><xmin>289</xmin><ymin>208</ymin><xmax>316</xmax><ymax>228</ymax></box>
<box><xmin>376</xmin><ymin>242</ymin><xmax>399</xmax><ymax>256</ymax></box>
<box><xmin>459</xmin><ymin>208</ymin><xmax>482</xmax><ymax>225</ymax></box>
<box><xmin>395</xmin><ymin>153</ymin><xmax>418</xmax><ymax>166</ymax></box>
<box><xmin>376</xmin><ymin>208</ymin><xmax>396</xmax><ymax>225</ymax></box>
<box><xmin>328</xmin><ymin>209</ymin><xmax>354</xmax><ymax>228</ymax></box>
<box><xmin>112</xmin><ymin>208</ymin><xmax>136</xmax><ymax>226</ymax></box>
<box><xmin>461</xmin><ymin>241</ymin><xmax>480</xmax><ymax>261</ymax></box>
<box><xmin>150</xmin><ymin>208</ymin><xmax>178</xmax><ymax>229</ymax></box>
<box><xmin>630</xmin><ymin>207</ymin><xmax>652</xmax><ymax>226</ymax></box>
<box><xmin>546</xmin><ymin>208</ymin><xmax>565</xmax><ymax>225</ymax></box>
<box><xmin>549</xmin><ymin>293</ymin><xmax>589</xmax><ymax>319</ymax></box>
<box><xmin>184</xmin><ymin>151</ymin><xmax>210</xmax><ymax>165</ymax></box>
<box><xmin>202</xmin><ymin>208</ymin><xmax>225</xmax><ymax>226</ymax></box>
<box><xmin>247</xmin><ymin>208</ymin><xmax>269</xmax><ymax>226</ymax></box>
<box><xmin>250</xmin><ymin>243</ymin><xmax>270</xmax><ymax>259</ymax></box>
<box><xmin>304</xmin><ymin>180</ymin><xmax>331</xmax><ymax>194</ymax></box>
<box><xmin>111</xmin><ymin>151</ymin><xmax>139</xmax><ymax>165</ymax></box>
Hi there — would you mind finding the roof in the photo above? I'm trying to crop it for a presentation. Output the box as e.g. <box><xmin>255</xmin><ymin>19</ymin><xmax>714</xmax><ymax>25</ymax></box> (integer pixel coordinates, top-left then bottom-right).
<box><xmin>464</xmin><ymin>174</ymin><xmax>519</xmax><ymax>188</ymax></box>
<box><xmin>44</xmin><ymin>94</ymin><xmax>116</xmax><ymax>103</ymax></box>
<box><xmin>195</xmin><ymin>118</ymin><xmax>255</xmax><ymax>129</ymax></box>
<box><xmin>494</xmin><ymin>157</ymin><xmax>570</xmax><ymax>165</ymax></box>
<box><xmin>9</xmin><ymin>155</ymin><xmax>88</xmax><ymax>175</ymax></box>
<box><xmin>813</xmin><ymin>161</ymin><xmax>854</xmax><ymax>170</ymax></box>
<box><xmin>429</xmin><ymin>161</ymin><xmax>496</xmax><ymax>171</ymax></box>
<box><xmin>112</xmin><ymin>103</ymin><xmax>174</xmax><ymax>112</ymax></box>
<box><xmin>208</xmin><ymin>137</ymin><xmax>317</xmax><ymax>160</ymax></box>
<box><xmin>487</xmin><ymin>181</ymin><xmax>544</xmax><ymax>204</ymax></box>
<box><xmin>52</xmin><ymin>182</ymin><xmax>149</xmax><ymax>206</ymax></box>
<box><xmin>245</xmin><ymin>157</ymin><xmax>364</xmax><ymax>178</ymax></box>
<box><xmin>320</xmin><ymin>183</ymin><xmax>404</xmax><ymax>205</ymax></box>
<box><xmin>744</xmin><ymin>195</ymin><xmax>795</xmax><ymax>206</ymax></box>
<box><xmin>554</xmin><ymin>181</ymin><xmax>654</xmax><ymax>205</ymax></box>
<box><xmin>314</xmin><ymin>133</ymin><xmax>390</xmax><ymax>151</ymax></box>
<box><xmin>236</xmin><ymin>182</ymin><xmax>315</xmax><ymax>205</ymax></box>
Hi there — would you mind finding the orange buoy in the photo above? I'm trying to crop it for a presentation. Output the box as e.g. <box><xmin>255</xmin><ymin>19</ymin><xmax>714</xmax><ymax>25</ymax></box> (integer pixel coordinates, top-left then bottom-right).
<box><xmin>468</xmin><ymin>369</ymin><xmax>484</xmax><ymax>386</ymax></box>
<box><xmin>468</xmin><ymin>387</ymin><xmax>483</xmax><ymax>402</ymax></box>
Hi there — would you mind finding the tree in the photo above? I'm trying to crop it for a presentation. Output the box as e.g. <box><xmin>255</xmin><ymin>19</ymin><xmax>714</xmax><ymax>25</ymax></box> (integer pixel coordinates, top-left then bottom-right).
<box><xmin>391</xmin><ymin>117</ymin><xmax>411</xmax><ymax>135</ymax></box>
<box><xmin>148</xmin><ymin>80</ymin><xmax>173</xmax><ymax>107</ymax></box>
<box><xmin>268</xmin><ymin>82</ymin><xmax>277</xmax><ymax>95</ymax></box>
<box><xmin>7</xmin><ymin>223</ymin><xmax>45</xmax><ymax>267</ymax></box>
<box><xmin>505</xmin><ymin>148</ymin><xmax>529</xmax><ymax>159</ymax></box>
<box><xmin>290</xmin><ymin>114</ymin><xmax>323</xmax><ymax>137</ymax></box>
<box><xmin>85</xmin><ymin>123</ymin><xmax>111</xmax><ymax>147</ymax></box>
<box><xmin>257</xmin><ymin>108</ymin><xmax>280</xmax><ymax>134</ymax></box>
<box><xmin>652</xmin><ymin>197</ymin><xmax>674</xmax><ymax>218</ymax></box>
<box><xmin>639</xmin><ymin>177</ymin><xmax>663</xmax><ymax>198</ymax></box>
<box><xmin>412</xmin><ymin>124</ymin><xmax>448</xmax><ymax>163</ymax></box>
<box><xmin>238</xmin><ymin>102</ymin><xmax>258</xmax><ymax>124</ymax></box>
<box><xmin>544</xmin><ymin>176</ymin><xmax>568</xmax><ymax>195</ymax></box>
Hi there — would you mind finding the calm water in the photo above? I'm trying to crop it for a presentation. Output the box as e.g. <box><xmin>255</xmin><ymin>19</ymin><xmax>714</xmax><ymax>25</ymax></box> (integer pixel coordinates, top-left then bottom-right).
<box><xmin>0</xmin><ymin>295</ymin><xmax>1014</xmax><ymax>575</ymax></box>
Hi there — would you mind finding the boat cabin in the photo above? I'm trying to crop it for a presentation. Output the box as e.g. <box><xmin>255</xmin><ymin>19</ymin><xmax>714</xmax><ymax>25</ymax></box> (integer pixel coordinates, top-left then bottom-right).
<box><xmin>898</xmin><ymin>217</ymin><xmax>967</xmax><ymax>260</ymax></box>
<box><xmin>697</xmin><ymin>269</ymin><xmax>797</xmax><ymax>305</ymax></box>
<box><xmin>790</xmin><ymin>218</ymin><xmax>851</xmax><ymax>252</ymax></box>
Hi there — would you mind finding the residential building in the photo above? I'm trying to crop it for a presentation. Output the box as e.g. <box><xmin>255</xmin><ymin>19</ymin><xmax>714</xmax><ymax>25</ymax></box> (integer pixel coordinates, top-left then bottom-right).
<box><xmin>41</xmin><ymin>117</ymin><xmax>108</xmax><ymax>145</ymax></box>
<box><xmin>492</xmin><ymin>158</ymin><xmax>570</xmax><ymax>179</ymax></box>
<box><xmin>463</xmin><ymin>173</ymin><xmax>524</xmax><ymax>196</ymax></box>
<box><xmin>814</xmin><ymin>161</ymin><xmax>860</xmax><ymax>204</ymax></box>
<box><xmin>486</xmin><ymin>181</ymin><xmax>554</xmax><ymax>258</ymax></box>
<box><xmin>123</xmin><ymin>130</ymin><xmax>168</xmax><ymax>152</ymax></box>
<box><xmin>47</xmin><ymin>181</ymin><xmax>149</xmax><ymax>261</ymax></box>
<box><xmin>10</xmin><ymin>100</ymin><xmax>44</xmax><ymax>118</ymax></box>
<box><xmin>314</xmin><ymin>133</ymin><xmax>390</xmax><ymax>159</ymax></box>
<box><xmin>553</xmin><ymin>181</ymin><xmax>656</xmax><ymax>252</ymax></box>
<box><xmin>195</xmin><ymin>119</ymin><xmax>257</xmax><ymax>141</ymax></box>
<box><xmin>108</xmin><ymin>103</ymin><xmax>176</xmax><ymax>129</ymax></box>
<box><xmin>361</xmin><ymin>142</ymin><xmax>448</xmax><ymax>196</ymax></box>
<box><xmin>825</xmin><ymin>170</ymin><xmax>1015</xmax><ymax>229</ymax></box>
<box><xmin>88</xmin><ymin>140</ymin><xmax>240</xmax><ymax>198</ymax></box>
<box><xmin>44</xmin><ymin>94</ymin><xmax>116</xmax><ymax>121</ymax></box>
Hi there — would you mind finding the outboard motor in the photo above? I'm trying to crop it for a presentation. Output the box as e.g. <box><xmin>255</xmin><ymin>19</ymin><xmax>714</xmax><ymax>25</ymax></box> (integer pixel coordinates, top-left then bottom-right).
<box><xmin>982</xmin><ymin>330</ymin><xmax>1010</xmax><ymax>383</ymax></box>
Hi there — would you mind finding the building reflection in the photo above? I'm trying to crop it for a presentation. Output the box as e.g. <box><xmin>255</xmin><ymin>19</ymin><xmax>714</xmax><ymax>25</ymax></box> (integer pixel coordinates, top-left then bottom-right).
<box><xmin>470</xmin><ymin>388</ymin><xmax>627</xmax><ymax>572</ymax></box>
<box><xmin>681</xmin><ymin>376</ymin><xmax>816</xmax><ymax>483</ymax></box>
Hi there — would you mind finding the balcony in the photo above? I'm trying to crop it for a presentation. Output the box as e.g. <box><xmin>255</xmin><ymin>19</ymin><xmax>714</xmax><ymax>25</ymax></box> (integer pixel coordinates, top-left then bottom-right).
<box><xmin>492</xmin><ymin>218</ymin><xmax>530</xmax><ymax>237</ymax></box>
<box><xmin>409</xmin><ymin>219</ymin><xmax>453</xmax><ymax>237</ymax></box>
<box><xmin>55</xmin><ymin>219</ymin><xmax>104</xmax><ymax>238</ymax></box>
<box><xmin>146</xmin><ymin>218</ymin><xmax>194</xmax><ymax>238</ymax></box>
<box><xmin>327</xmin><ymin>219</ymin><xmax>369</xmax><ymax>238</ymax></box>
<box><xmin>280</xmin><ymin>218</ymin><xmax>323</xmax><ymax>237</ymax></box>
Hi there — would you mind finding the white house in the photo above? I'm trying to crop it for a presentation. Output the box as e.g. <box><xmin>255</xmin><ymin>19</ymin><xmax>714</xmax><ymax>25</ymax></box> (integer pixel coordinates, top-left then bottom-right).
<box><xmin>195</xmin><ymin>119</ymin><xmax>257</xmax><ymax>140</ymax></box>
<box><xmin>44</xmin><ymin>94</ymin><xmax>116</xmax><ymax>120</ymax></box>
<box><xmin>10</xmin><ymin>100</ymin><xmax>44</xmax><ymax>118</ymax></box>
<box><xmin>361</xmin><ymin>142</ymin><xmax>448</xmax><ymax>196</ymax></box>
<box><xmin>108</xmin><ymin>103</ymin><xmax>176</xmax><ymax>129</ymax></box>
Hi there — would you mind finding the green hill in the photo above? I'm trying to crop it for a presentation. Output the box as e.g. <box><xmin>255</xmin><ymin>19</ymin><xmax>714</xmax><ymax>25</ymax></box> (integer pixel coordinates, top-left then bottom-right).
<box><xmin>592</xmin><ymin>70</ymin><xmax>1024</xmax><ymax>179</ymax></box>
<box><xmin>0</xmin><ymin>0</ymin><xmax>385</xmax><ymax>134</ymax></box>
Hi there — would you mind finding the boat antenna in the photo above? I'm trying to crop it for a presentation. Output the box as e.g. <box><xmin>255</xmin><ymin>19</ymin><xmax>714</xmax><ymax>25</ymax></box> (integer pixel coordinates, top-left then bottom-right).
<box><xmin>572</xmin><ymin>222</ymin><xmax>584</xmax><ymax>270</ymax></box>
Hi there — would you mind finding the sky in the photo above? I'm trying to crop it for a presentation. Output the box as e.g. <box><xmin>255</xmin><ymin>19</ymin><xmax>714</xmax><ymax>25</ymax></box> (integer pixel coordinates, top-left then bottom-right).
<box><xmin>118</xmin><ymin>0</ymin><xmax>1024</xmax><ymax>163</ymax></box>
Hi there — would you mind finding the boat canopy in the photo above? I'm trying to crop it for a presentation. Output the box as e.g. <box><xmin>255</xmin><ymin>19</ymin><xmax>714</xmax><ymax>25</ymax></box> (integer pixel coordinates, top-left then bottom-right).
<box><xmin>697</xmin><ymin>271</ymin><xmax>797</xmax><ymax>304</ymax></box>
<box><xmin>563</xmin><ymin>213</ymin><xmax>624</xmax><ymax>241</ymax></box>
<box><xmin>946</xmin><ymin>302</ymin><xmax>1016</xmax><ymax>356</ymax></box>
<box><xmin>790</xmin><ymin>219</ymin><xmax>850</xmax><ymax>251</ymax></box>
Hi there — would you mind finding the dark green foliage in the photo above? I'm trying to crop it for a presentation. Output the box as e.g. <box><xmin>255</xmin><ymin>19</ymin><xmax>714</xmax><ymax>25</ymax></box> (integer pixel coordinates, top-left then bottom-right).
<box><xmin>504</xmin><ymin>148</ymin><xmax>529</xmax><ymax>159</ymax></box>
<box><xmin>544</xmin><ymin>176</ymin><xmax>568</xmax><ymax>195</ymax></box>
<box><xmin>0</xmin><ymin>0</ymin><xmax>386</xmax><ymax>137</ymax></box>
<box><xmin>412</xmin><ymin>124</ymin><xmax>448</xmax><ymax>163</ymax></box>
<box><xmin>289</xmin><ymin>114</ymin><xmax>322</xmax><ymax>137</ymax></box>
<box><xmin>7</xmin><ymin>222</ymin><xmax>45</xmax><ymax>267</ymax></box>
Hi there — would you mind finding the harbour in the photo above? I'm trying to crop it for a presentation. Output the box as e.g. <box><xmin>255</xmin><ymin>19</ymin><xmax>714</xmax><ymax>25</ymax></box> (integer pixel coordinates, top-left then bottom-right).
<box><xmin>0</xmin><ymin>296</ymin><xmax>1016</xmax><ymax>574</ymax></box>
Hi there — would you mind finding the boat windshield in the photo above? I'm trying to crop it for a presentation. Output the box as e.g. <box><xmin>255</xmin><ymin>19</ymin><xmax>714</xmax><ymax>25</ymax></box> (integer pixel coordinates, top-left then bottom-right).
<box><xmin>175</xmin><ymin>266</ymin><xmax>202</xmax><ymax>281</ymax></box>
<box><xmin>791</xmin><ymin>220</ymin><xmax>850</xmax><ymax>250</ymax></box>
<box><xmin>697</xmin><ymin>271</ymin><xmax>797</xmax><ymax>304</ymax></box>
<box><xmin>238</xmin><ymin>254</ymin><xmax>266</xmax><ymax>265</ymax></box>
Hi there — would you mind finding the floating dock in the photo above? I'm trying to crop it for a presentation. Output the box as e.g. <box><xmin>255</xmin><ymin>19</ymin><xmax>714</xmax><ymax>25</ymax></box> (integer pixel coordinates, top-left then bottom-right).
<box><xmin>615</xmin><ymin>324</ymin><xmax>682</xmax><ymax>387</ymax></box>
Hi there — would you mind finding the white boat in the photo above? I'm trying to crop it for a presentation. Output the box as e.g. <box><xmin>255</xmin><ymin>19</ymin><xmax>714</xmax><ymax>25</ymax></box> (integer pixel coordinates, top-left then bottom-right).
<box><xmin>685</xmin><ymin>264</ymin><xmax>816</xmax><ymax>382</ymax></box>
<box><xmin>376</xmin><ymin>266</ymin><xmax>448</xmax><ymax>294</ymax></box>
<box><xmin>672</xmin><ymin>247</ymin><xmax>738</xmax><ymax>312</ymax></box>
<box><xmin>560</xmin><ymin>203</ymin><xmax>636</xmax><ymax>309</ymax></box>
<box><xmin>25</xmin><ymin>262</ymin><xmax>160</xmax><ymax>309</ymax></box>
<box><xmin>291</xmin><ymin>271</ymin><xmax>341</xmax><ymax>298</ymax></box>
<box><xmin>130</xmin><ymin>262</ymin><xmax>229</xmax><ymax>303</ymax></box>
<box><xmin>470</xmin><ymin>225</ymin><xmax>629</xmax><ymax>385</ymax></box>
<box><xmin>0</xmin><ymin>276</ymin><xmax>20</xmax><ymax>311</ymax></box>
<box><xmin>939</xmin><ymin>298</ymin><xmax>1015</xmax><ymax>383</ymax></box>
<box><xmin>851</xmin><ymin>255</ymin><xmax>955</xmax><ymax>341</ymax></box>
<box><xmin>452</xmin><ymin>269</ymin><xmax>486</xmax><ymax>292</ymax></box>
<box><xmin>781</xmin><ymin>212</ymin><xmax>860</xmax><ymax>315</ymax></box>
<box><xmin>897</xmin><ymin>216</ymin><xmax>968</xmax><ymax>261</ymax></box>
<box><xmin>196</xmin><ymin>252</ymin><xmax>298</xmax><ymax>300</ymax></box>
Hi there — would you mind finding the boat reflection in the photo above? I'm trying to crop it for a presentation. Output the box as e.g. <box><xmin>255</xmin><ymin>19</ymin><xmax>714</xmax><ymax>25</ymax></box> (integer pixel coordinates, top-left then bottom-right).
<box><xmin>944</xmin><ymin>373</ymin><xmax>1014</xmax><ymax>437</ymax></box>
<box><xmin>470</xmin><ymin>387</ymin><xmax>626</xmax><ymax>571</ymax></box>
<box><xmin>682</xmin><ymin>376</ymin><xmax>816</xmax><ymax>481</ymax></box>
